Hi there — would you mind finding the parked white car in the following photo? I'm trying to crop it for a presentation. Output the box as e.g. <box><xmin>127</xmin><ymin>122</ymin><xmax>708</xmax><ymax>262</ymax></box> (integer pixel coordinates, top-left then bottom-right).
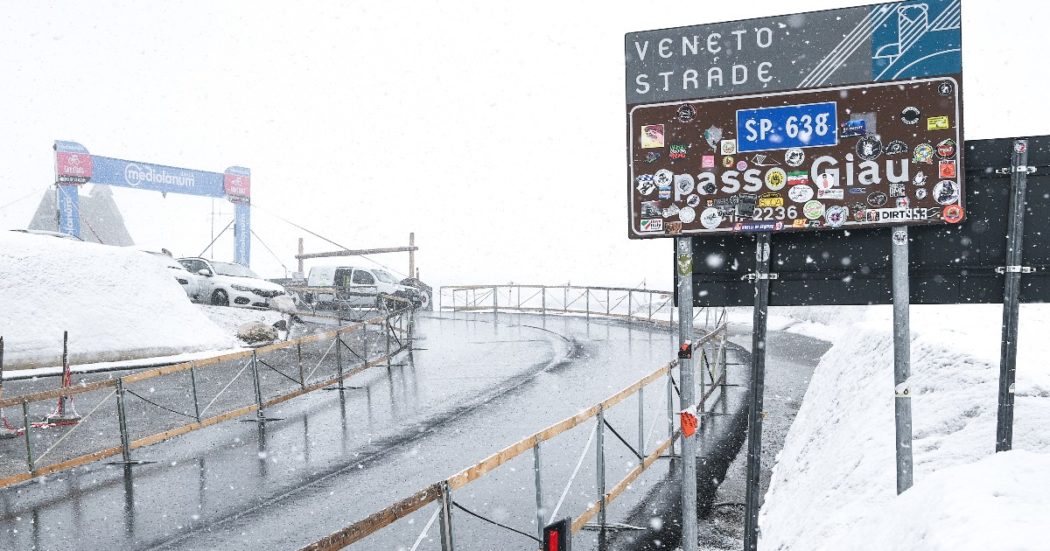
<box><xmin>305</xmin><ymin>265</ymin><xmax>419</xmax><ymax>308</ymax></box>
<box><xmin>144</xmin><ymin>251</ymin><xmax>204</xmax><ymax>302</ymax></box>
<box><xmin>177</xmin><ymin>257</ymin><xmax>289</xmax><ymax>309</ymax></box>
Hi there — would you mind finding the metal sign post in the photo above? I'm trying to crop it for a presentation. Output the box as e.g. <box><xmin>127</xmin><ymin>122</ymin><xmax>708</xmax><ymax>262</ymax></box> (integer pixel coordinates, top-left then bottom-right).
<box><xmin>676</xmin><ymin>237</ymin><xmax>698</xmax><ymax>551</ymax></box>
<box><xmin>996</xmin><ymin>139</ymin><xmax>1033</xmax><ymax>451</ymax></box>
<box><xmin>743</xmin><ymin>232</ymin><xmax>771</xmax><ymax>551</ymax></box>
<box><xmin>891</xmin><ymin>226</ymin><xmax>913</xmax><ymax>493</ymax></box>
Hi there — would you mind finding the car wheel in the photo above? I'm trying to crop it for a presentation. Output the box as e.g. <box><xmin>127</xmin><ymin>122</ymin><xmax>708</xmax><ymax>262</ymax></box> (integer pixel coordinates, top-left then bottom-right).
<box><xmin>212</xmin><ymin>289</ymin><xmax>230</xmax><ymax>307</ymax></box>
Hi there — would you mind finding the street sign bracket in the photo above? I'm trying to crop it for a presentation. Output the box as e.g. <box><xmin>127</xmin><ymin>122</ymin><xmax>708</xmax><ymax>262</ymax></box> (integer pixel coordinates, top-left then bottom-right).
<box><xmin>995</xmin><ymin>265</ymin><xmax>1036</xmax><ymax>274</ymax></box>
<box><xmin>742</xmin><ymin>273</ymin><xmax>778</xmax><ymax>281</ymax></box>
<box><xmin>996</xmin><ymin>166</ymin><xmax>1038</xmax><ymax>175</ymax></box>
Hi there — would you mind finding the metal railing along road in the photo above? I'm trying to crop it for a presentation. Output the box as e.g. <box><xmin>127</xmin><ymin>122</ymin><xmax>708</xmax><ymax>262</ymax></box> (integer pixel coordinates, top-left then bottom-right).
<box><xmin>0</xmin><ymin>299</ymin><xmax>416</xmax><ymax>490</ymax></box>
<box><xmin>439</xmin><ymin>284</ymin><xmax>718</xmax><ymax>329</ymax></box>
<box><xmin>303</xmin><ymin>285</ymin><xmax>731</xmax><ymax>551</ymax></box>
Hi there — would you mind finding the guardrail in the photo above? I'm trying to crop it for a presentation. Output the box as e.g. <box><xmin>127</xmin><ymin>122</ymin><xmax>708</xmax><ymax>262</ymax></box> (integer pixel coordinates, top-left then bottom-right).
<box><xmin>0</xmin><ymin>300</ymin><xmax>417</xmax><ymax>490</ymax></box>
<box><xmin>302</xmin><ymin>286</ymin><xmax>731</xmax><ymax>550</ymax></box>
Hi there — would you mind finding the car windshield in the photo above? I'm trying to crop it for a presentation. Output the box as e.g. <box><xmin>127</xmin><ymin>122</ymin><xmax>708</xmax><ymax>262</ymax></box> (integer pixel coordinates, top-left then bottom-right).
<box><xmin>211</xmin><ymin>261</ymin><xmax>260</xmax><ymax>279</ymax></box>
<box><xmin>373</xmin><ymin>269</ymin><xmax>399</xmax><ymax>284</ymax></box>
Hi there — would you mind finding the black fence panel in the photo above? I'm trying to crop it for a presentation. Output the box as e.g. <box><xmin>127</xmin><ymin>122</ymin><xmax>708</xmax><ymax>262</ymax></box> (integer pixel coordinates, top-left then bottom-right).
<box><xmin>678</xmin><ymin>136</ymin><xmax>1050</xmax><ymax>306</ymax></box>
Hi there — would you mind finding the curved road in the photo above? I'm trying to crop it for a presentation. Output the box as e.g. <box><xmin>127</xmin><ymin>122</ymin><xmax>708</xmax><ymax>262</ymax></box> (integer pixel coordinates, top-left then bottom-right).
<box><xmin>0</xmin><ymin>311</ymin><xmax>828</xmax><ymax>551</ymax></box>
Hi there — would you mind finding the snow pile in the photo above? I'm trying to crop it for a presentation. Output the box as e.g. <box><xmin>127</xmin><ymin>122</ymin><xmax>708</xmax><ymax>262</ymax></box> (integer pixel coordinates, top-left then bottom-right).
<box><xmin>0</xmin><ymin>231</ymin><xmax>237</xmax><ymax>369</ymax></box>
<box><xmin>759</xmin><ymin>304</ymin><xmax>1050</xmax><ymax>551</ymax></box>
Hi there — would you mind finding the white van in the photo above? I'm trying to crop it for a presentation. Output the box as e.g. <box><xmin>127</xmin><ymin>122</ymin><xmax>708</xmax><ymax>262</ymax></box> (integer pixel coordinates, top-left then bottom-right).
<box><xmin>305</xmin><ymin>265</ymin><xmax>418</xmax><ymax>308</ymax></box>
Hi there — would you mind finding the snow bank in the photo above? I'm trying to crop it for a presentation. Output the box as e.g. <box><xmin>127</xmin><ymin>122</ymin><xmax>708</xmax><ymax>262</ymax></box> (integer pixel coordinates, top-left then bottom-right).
<box><xmin>759</xmin><ymin>304</ymin><xmax>1050</xmax><ymax>551</ymax></box>
<box><xmin>0</xmin><ymin>231</ymin><xmax>237</xmax><ymax>369</ymax></box>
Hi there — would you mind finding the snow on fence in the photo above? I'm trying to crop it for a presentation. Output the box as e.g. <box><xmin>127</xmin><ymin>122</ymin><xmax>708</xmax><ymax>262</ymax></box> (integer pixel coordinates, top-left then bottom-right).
<box><xmin>300</xmin><ymin>285</ymin><xmax>730</xmax><ymax>551</ymax></box>
<box><xmin>0</xmin><ymin>299</ymin><xmax>417</xmax><ymax>490</ymax></box>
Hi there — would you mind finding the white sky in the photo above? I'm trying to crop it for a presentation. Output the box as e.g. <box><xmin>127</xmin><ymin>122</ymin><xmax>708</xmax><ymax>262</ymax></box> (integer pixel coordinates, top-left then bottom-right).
<box><xmin>1</xmin><ymin>0</ymin><xmax>1046</xmax><ymax>290</ymax></box>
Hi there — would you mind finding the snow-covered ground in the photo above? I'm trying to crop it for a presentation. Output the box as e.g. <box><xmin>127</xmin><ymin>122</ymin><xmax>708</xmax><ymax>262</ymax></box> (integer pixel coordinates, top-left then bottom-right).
<box><xmin>0</xmin><ymin>231</ymin><xmax>237</xmax><ymax>369</ymax></box>
<box><xmin>752</xmin><ymin>304</ymin><xmax>1050</xmax><ymax>551</ymax></box>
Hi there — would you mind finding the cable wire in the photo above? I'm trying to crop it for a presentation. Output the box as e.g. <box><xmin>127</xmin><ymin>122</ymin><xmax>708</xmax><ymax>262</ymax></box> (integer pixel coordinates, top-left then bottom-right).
<box><xmin>452</xmin><ymin>501</ymin><xmax>541</xmax><ymax>543</ymax></box>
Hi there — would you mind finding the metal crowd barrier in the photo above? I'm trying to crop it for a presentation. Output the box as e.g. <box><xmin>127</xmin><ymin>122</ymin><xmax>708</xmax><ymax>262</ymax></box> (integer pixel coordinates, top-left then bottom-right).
<box><xmin>302</xmin><ymin>286</ymin><xmax>731</xmax><ymax>551</ymax></box>
<box><xmin>438</xmin><ymin>284</ymin><xmax>709</xmax><ymax>328</ymax></box>
<box><xmin>0</xmin><ymin>299</ymin><xmax>416</xmax><ymax>490</ymax></box>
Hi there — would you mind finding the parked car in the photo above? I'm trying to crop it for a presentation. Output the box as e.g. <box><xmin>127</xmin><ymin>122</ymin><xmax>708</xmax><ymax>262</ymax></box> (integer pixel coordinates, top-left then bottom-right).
<box><xmin>399</xmin><ymin>277</ymin><xmax>433</xmax><ymax>310</ymax></box>
<box><xmin>177</xmin><ymin>257</ymin><xmax>289</xmax><ymax>309</ymax></box>
<box><xmin>305</xmin><ymin>265</ymin><xmax>420</xmax><ymax>309</ymax></box>
<box><xmin>143</xmin><ymin>251</ymin><xmax>203</xmax><ymax>302</ymax></box>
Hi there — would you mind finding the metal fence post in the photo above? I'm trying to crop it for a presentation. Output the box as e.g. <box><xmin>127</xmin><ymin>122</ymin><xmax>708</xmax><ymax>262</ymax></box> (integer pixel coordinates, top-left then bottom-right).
<box><xmin>251</xmin><ymin>350</ymin><xmax>265</xmax><ymax>420</ymax></box>
<box><xmin>667</xmin><ymin>367</ymin><xmax>675</xmax><ymax>457</ymax></box>
<box><xmin>564</xmin><ymin>288</ymin><xmax>567</xmax><ymax>313</ymax></box>
<box><xmin>189</xmin><ymin>367</ymin><xmax>202</xmax><ymax>422</ymax></box>
<box><xmin>533</xmin><ymin>441</ymin><xmax>544</xmax><ymax>540</ymax></box>
<box><xmin>997</xmin><ymin>138</ymin><xmax>1032</xmax><ymax>452</ymax></box>
<box><xmin>115</xmin><ymin>378</ymin><xmax>133</xmax><ymax>463</ymax></box>
<box><xmin>628</xmin><ymin>290</ymin><xmax>633</xmax><ymax>321</ymax></box>
<box><xmin>586</xmin><ymin>289</ymin><xmax>590</xmax><ymax>320</ymax></box>
<box><xmin>606</xmin><ymin>289</ymin><xmax>611</xmax><ymax>315</ymax></box>
<box><xmin>385</xmin><ymin>315</ymin><xmax>392</xmax><ymax>368</ymax></box>
<box><xmin>297</xmin><ymin>341</ymin><xmax>306</xmax><ymax>389</ymax></box>
<box><xmin>517</xmin><ymin>286</ymin><xmax>522</xmax><ymax>310</ymax></box>
<box><xmin>596</xmin><ymin>406</ymin><xmax>607</xmax><ymax>545</ymax></box>
<box><xmin>648</xmin><ymin>292</ymin><xmax>653</xmax><ymax>322</ymax></box>
<box><xmin>638</xmin><ymin>386</ymin><xmax>646</xmax><ymax>458</ymax></box>
<box><xmin>335</xmin><ymin>329</ymin><xmax>345</xmax><ymax>391</ymax></box>
<box><xmin>541</xmin><ymin>286</ymin><xmax>546</xmax><ymax>315</ymax></box>
<box><xmin>439</xmin><ymin>480</ymin><xmax>455</xmax><ymax>551</ymax></box>
<box><xmin>22</xmin><ymin>401</ymin><xmax>34</xmax><ymax>472</ymax></box>
<box><xmin>493</xmin><ymin>286</ymin><xmax>498</xmax><ymax>312</ymax></box>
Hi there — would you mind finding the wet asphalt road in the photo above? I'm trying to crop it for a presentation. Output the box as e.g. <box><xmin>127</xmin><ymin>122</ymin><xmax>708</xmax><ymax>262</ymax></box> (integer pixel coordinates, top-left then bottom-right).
<box><xmin>0</xmin><ymin>313</ymin><xmax>829</xmax><ymax>551</ymax></box>
<box><xmin>0</xmin><ymin>312</ymin><xmax>684</xmax><ymax>551</ymax></box>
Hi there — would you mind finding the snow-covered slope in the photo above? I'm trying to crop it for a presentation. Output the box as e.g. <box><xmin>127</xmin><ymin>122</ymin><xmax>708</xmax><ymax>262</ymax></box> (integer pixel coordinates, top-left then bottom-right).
<box><xmin>0</xmin><ymin>231</ymin><xmax>237</xmax><ymax>368</ymax></box>
<box><xmin>759</xmin><ymin>304</ymin><xmax>1050</xmax><ymax>551</ymax></box>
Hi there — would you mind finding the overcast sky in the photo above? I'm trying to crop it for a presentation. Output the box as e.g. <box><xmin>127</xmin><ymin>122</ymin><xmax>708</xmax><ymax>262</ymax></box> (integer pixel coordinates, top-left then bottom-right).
<box><xmin>1</xmin><ymin>0</ymin><xmax>1046</xmax><ymax>290</ymax></box>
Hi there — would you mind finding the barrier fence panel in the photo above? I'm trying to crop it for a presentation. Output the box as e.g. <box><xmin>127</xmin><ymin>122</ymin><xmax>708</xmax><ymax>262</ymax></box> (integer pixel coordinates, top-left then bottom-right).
<box><xmin>438</xmin><ymin>285</ymin><xmax>690</xmax><ymax>331</ymax></box>
<box><xmin>0</xmin><ymin>299</ymin><xmax>416</xmax><ymax>490</ymax></box>
<box><xmin>300</xmin><ymin>298</ymin><xmax>731</xmax><ymax>551</ymax></box>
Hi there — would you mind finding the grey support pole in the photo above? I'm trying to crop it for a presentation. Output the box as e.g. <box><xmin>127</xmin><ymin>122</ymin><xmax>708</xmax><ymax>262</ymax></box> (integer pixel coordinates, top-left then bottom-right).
<box><xmin>596</xmin><ymin>406</ymin><xmax>607</xmax><ymax>547</ymax></box>
<box><xmin>638</xmin><ymin>386</ymin><xmax>645</xmax><ymax>458</ymax></box>
<box><xmin>676</xmin><ymin>236</ymin><xmax>698</xmax><ymax>551</ymax></box>
<box><xmin>744</xmin><ymin>232</ymin><xmax>772</xmax><ymax>551</ymax></box>
<box><xmin>335</xmin><ymin>330</ymin><xmax>345</xmax><ymax>391</ymax></box>
<box><xmin>439</xmin><ymin>480</ymin><xmax>455</xmax><ymax>551</ymax></box>
<box><xmin>22</xmin><ymin>401</ymin><xmax>34</xmax><ymax>472</ymax></box>
<box><xmin>667</xmin><ymin>367</ymin><xmax>676</xmax><ymax>458</ymax></box>
<box><xmin>533</xmin><ymin>442</ymin><xmax>544</xmax><ymax>540</ymax></box>
<box><xmin>892</xmin><ymin>226</ymin><xmax>914</xmax><ymax>493</ymax></box>
<box><xmin>115</xmin><ymin>378</ymin><xmax>133</xmax><ymax>463</ymax></box>
<box><xmin>189</xmin><ymin>367</ymin><xmax>202</xmax><ymax>423</ymax></box>
<box><xmin>997</xmin><ymin>138</ymin><xmax>1033</xmax><ymax>452</ymax></box>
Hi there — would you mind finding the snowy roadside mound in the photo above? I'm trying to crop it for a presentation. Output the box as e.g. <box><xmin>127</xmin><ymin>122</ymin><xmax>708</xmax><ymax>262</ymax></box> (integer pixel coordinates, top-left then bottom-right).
<box><xmin>758</xmin><ymin>304</ymin><xmax>1050</xmax><ymax>551</ymax></box>
<box><xmin>0</xmin><ymin>231</ymin><xmax>237</xmax><ymax>369</ymax></box>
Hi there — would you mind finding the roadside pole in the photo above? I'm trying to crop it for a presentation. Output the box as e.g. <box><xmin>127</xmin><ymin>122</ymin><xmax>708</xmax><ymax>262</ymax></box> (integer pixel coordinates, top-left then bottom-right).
<box><xmin>676</xmin><ymin>237</ymin><xmax>698</xmax><ymax>551</ymax></box>
<box><xmin>996</xmin><ymin>138</ymin><xmax>1034</xmax><ymax>451</ymax></box>
<box><xmin>743</xmin><ymin>232</ymin><xmax>772</xmax><ymax>551</ymax></box>
<box><xmin>892</xmin><ymin>226</ymin><xmax>913</xmax><ymax>493</ymax></box>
